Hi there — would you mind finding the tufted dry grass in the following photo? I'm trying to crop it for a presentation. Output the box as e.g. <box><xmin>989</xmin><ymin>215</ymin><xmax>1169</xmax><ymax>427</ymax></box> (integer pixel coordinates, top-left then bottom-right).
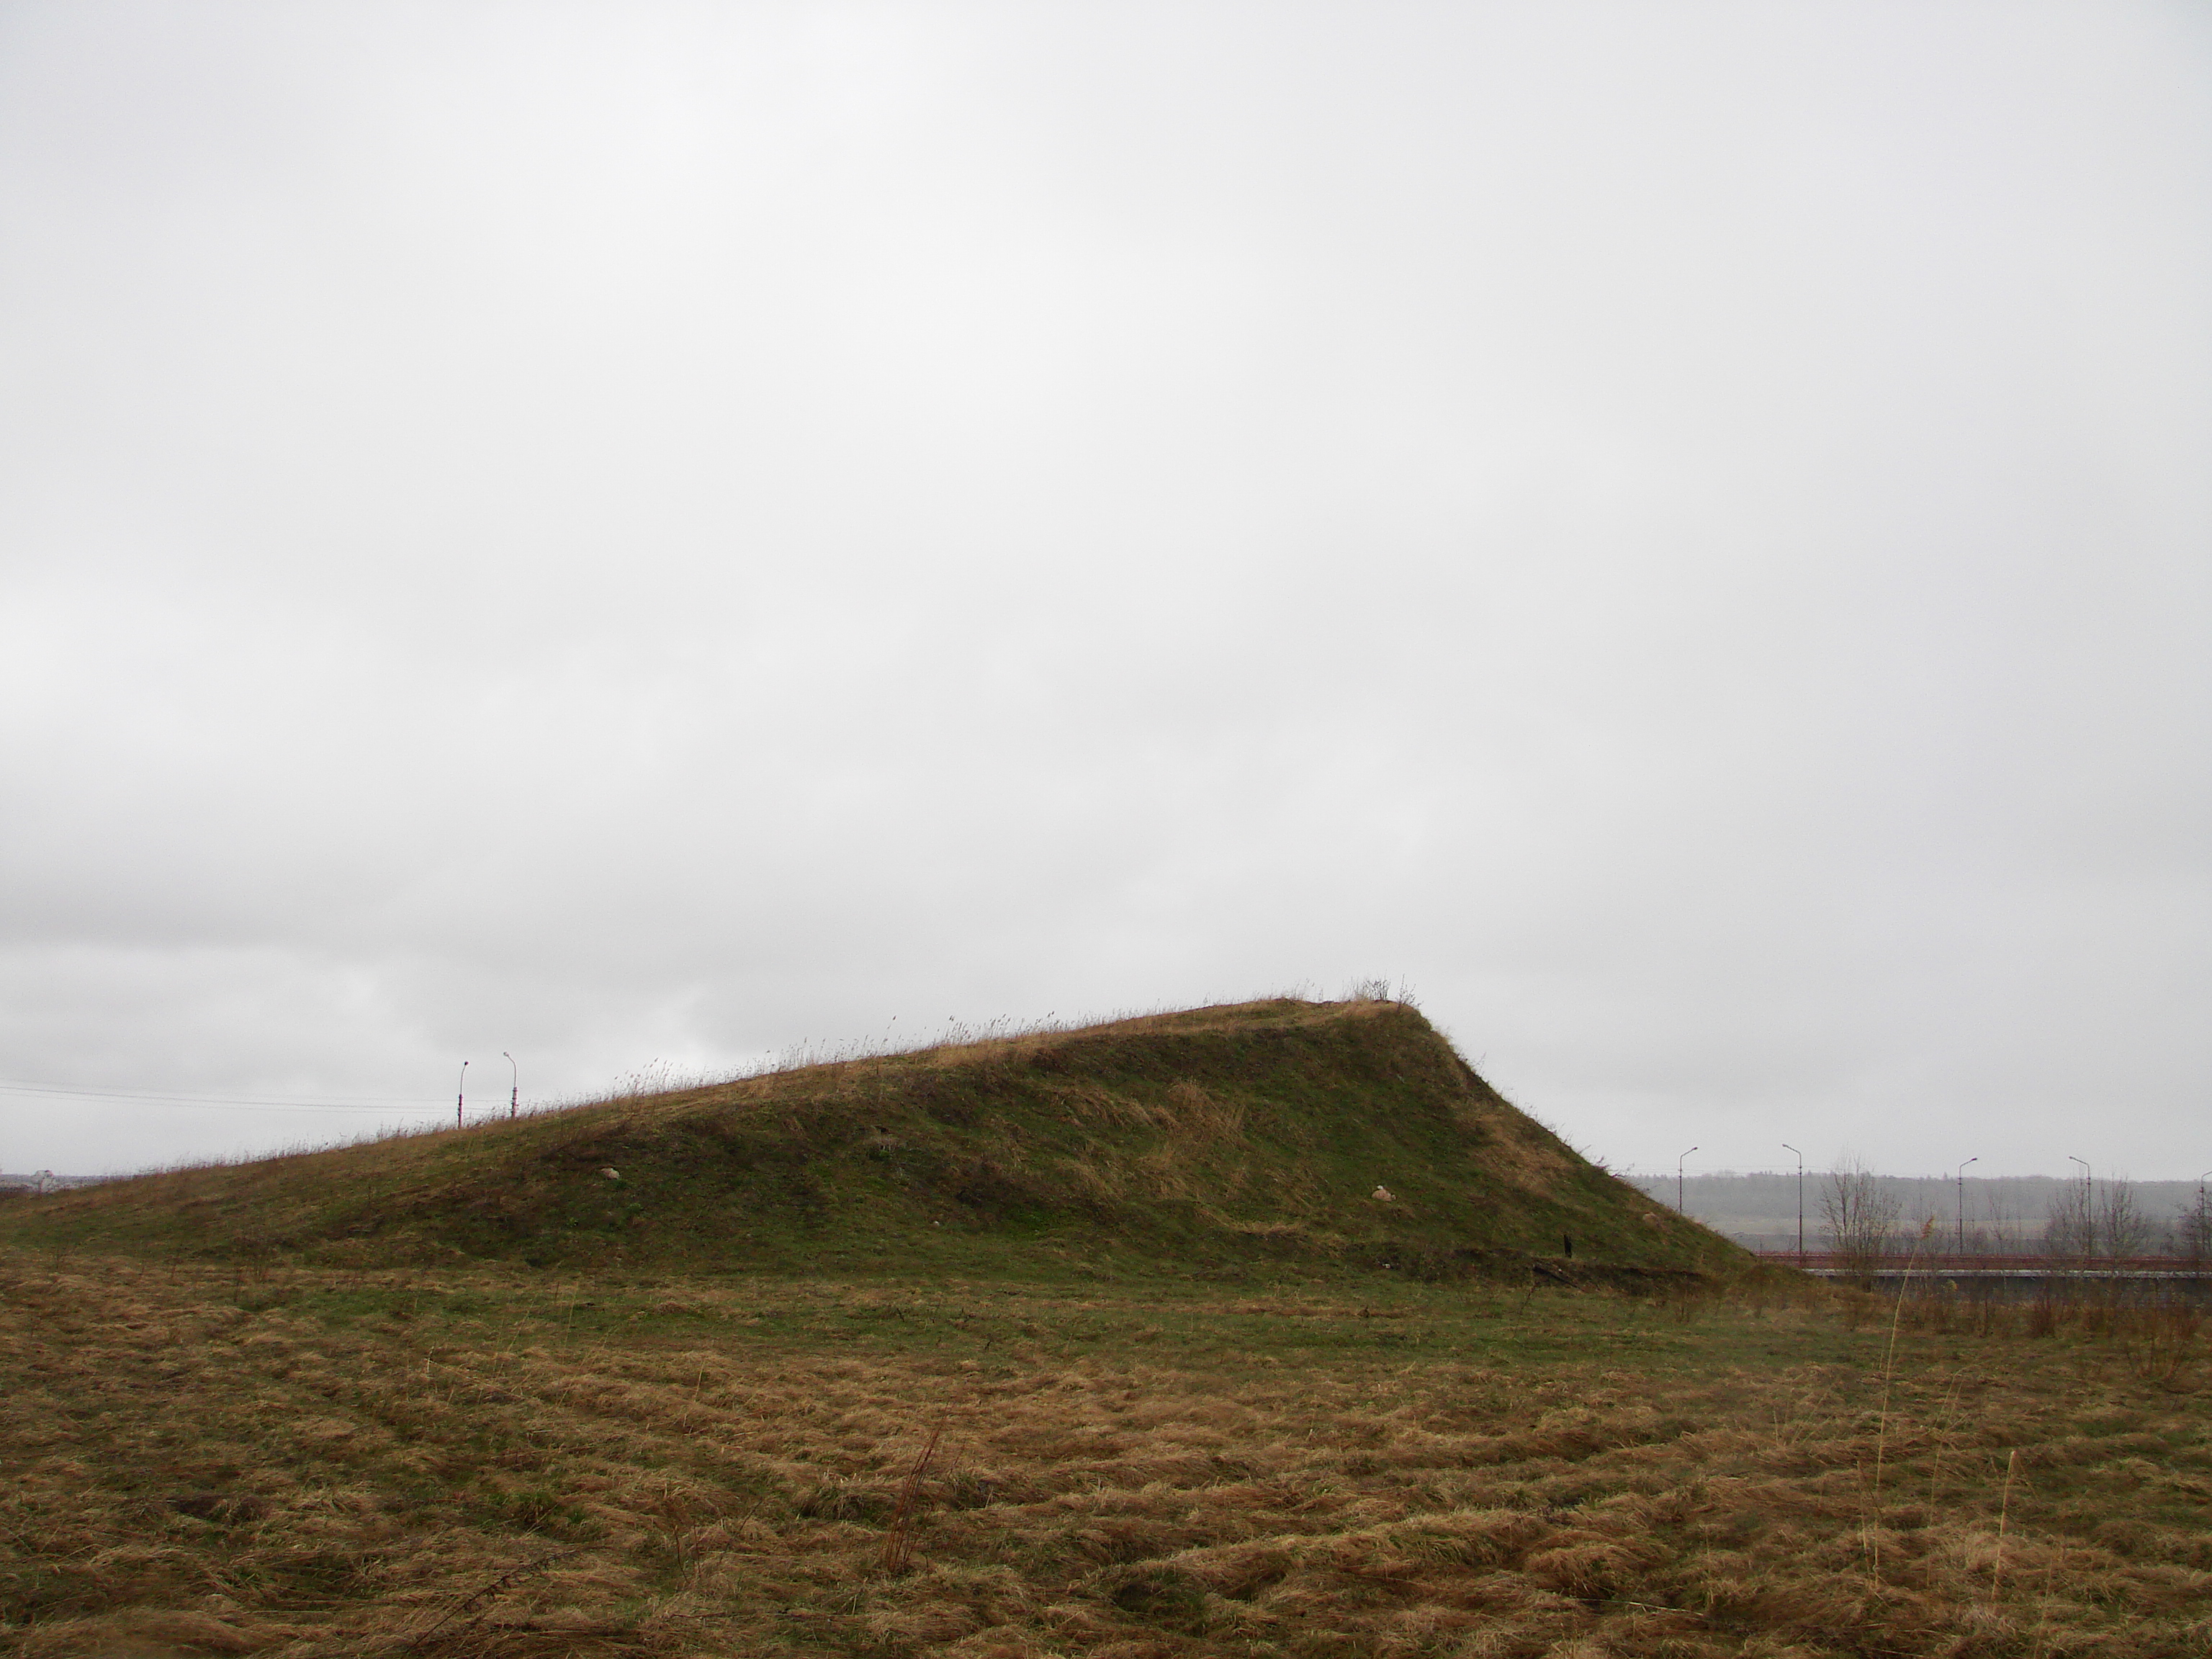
<box><xmin>1</xmin><ymin>1254</ymin><xmax>2206</xmax><ymax>1658</ymax></box>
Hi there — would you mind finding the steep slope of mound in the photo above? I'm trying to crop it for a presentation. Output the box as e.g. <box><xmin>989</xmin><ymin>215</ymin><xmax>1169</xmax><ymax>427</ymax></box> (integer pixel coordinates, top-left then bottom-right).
<box><xmin>2</xmin><ymin>1000</ymin><xmax>1745</xmax><ymax>1280</ymax></box>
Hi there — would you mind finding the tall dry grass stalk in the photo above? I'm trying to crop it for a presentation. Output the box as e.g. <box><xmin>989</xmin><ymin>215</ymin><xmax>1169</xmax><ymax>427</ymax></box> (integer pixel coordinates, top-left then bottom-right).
<box><xmin>879</xmin><ymin>1421</ymin><xmax>944</xmax><ymax>1576</ymax></box>
<box><xmin>1992</xmin><ymin>1448</ymin><xmax>2019</xmax><ymax>1599</ymax></box>
<box><xmin>1865</xmin><ymin>1219</ymin><xmax>1932</xmax><ymax>1580</ymax></box>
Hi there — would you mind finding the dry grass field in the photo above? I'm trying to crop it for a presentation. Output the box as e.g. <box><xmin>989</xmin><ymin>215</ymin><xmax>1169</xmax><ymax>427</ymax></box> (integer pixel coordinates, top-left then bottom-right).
<box><xmin>4</xmin><ymin>1254</ymin><xmax>2206</xmax><ymax>1659</ymax></box>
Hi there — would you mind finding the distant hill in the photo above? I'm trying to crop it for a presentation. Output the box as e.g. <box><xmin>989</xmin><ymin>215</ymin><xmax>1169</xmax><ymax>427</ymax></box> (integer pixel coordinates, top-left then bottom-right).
<box><xmin>0</xmin><ymin>999</ymin><xmax>1746</xmax><ymax>1282</ymax></box>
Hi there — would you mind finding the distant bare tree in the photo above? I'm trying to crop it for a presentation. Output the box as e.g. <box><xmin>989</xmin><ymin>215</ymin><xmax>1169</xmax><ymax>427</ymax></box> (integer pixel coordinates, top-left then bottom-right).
<box><xmin>1821</xmin><ymin>1160</ymin><xmax>1900</xmax><ymax>1282</ymax></box>
<box><xmin>2175</xmin><ymin>1187</ymin><xmax>2211</xmax><ymax>1266</ymax></box>
<box><xmin>2044</xmin><ymin>1178</ymin><xmax>2095</xmax><ymax>1262</ymax></box>
<box><xmin>1972</xmin><ymin>1187</ymin><xmax>2028</xmax><ymax>1256</ymax></box>
<box><xmin>2095</xmin><ymin>1179</ymin><xmax>2149</xmax><ymax>1260</ymax></box>
<box><xmin>2044</xmin><ymin>1177</ymin><xmax>2149</xmax><ymax>1261</ymax></box>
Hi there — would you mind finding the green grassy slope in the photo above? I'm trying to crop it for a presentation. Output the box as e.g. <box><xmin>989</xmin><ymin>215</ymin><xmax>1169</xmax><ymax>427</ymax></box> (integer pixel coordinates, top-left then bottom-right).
<box><xmin>1</xmin><ymin>999</ymin><xmax>1748</xmax><ymax>1281</ymax></box>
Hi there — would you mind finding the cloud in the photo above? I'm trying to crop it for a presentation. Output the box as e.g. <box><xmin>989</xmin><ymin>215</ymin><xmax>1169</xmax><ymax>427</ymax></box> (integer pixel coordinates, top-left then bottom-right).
<box><xmin>1</xmin><ymin>1</ymin><xmax>2207</xmax><ymax>1179</ymax></box>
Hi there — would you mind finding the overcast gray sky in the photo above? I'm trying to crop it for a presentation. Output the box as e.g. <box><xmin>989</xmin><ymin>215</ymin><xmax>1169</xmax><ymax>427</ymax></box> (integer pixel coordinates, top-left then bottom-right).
<box><xmin>2</xmin><ymin>2</ymin><xmax>2206</xmax><ymax>1184</ymax></box>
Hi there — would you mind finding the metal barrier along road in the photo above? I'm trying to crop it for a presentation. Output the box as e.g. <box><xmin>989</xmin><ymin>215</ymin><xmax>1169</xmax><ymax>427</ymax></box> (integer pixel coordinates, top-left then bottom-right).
<box><xmin>1754</xmin><ymin>1251</ymin><xmax>2212</xmax><ymax>1282</ymax></box>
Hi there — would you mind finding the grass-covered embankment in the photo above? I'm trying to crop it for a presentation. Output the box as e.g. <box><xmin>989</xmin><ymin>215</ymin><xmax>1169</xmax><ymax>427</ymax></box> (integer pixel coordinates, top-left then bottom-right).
<box><xmin>0</xmin><ymin>999</ymin><xmax>1743</xmax><ymax>1281</ymax></box>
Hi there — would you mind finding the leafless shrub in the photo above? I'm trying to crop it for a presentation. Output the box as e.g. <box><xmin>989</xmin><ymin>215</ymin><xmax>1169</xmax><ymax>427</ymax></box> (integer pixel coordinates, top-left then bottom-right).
<box><xmin>2045</xmin><ymin>1175</ymin><xmax>2151</xmax><ymax>1262</ymax></box>
<box><xmin>2119</xmin><ymin>1302</ymin><xmax>2203</xmax><ymax>1386</ymax></box>
<box><xmin>2095</xmin><ymin>1177</ymin><xmax>2150</xmax><ymax>1258</ymax></box>
<box><xmin>1822</xmin><ymin>1159</ymin><xmax>1901</xmax><ymax>1284</ymax></box>
<box><xmin>2026</xmin><ymin>1287</ymin><xmax>2062</xmax><ymax>1338</ymax></box>
<box><xmin>2179</xmin><ymin>1186</ymin><xmax>2212</xmax><ymax>1266</ymax></box>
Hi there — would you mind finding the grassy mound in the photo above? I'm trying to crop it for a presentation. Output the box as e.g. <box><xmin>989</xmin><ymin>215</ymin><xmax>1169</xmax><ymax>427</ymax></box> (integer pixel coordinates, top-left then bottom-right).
<box><xmin>1</xmin><ymin>999</ymin><xmax>1745</xmax><ymax>1280</ymax></box>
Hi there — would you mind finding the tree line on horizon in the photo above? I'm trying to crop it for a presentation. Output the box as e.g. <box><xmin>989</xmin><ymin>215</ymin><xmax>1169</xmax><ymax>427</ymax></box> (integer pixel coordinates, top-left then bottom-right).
<box><xmin>1632</xmin><ymin>1167</ymin><xmax>2212</xmax><ymax>1262</ymax></box>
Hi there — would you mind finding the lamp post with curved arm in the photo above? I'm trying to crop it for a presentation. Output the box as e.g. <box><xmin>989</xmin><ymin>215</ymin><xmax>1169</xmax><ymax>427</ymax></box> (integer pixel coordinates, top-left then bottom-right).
<box><xmin>504</xmin><ymin>1051</ymin><xmax>518</xmax><ymax>1121</ymax></box>
<box><xmin>1677</xmin><ymin>1146</ymin><xmax>1698</xmax><ymax>1215</ymax></box>
<box><xmin>457</xmin><ymin>1060</ymin><xmax>468</xmax><ymax>1130</ymax></box>
<box><xmin>1954</xmin><ymin>1156</ymin><xmax>1978</xmax><ymax>1256</ymax></box>
<box><xmin>1782</xmin><ymin>1143</ymin><xmax>1804</xmax><ymax>1267</ymax></box>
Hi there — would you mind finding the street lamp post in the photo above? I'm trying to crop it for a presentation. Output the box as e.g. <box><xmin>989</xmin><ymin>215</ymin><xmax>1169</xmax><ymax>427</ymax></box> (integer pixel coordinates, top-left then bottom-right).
<box><xmin>1781</xmin><ymin>1143</ymin><xmax>1804</xmax><ymax>1267</ymax></box>
<box><xmin>457</xmin><ymin>1060</ymin><xmax>468</xmax><ymax>1130</ymax></box>
<box><xmin>1954</xmin><ymin>1156</ymin><xmax>1978</xmax><ymax>1256</ymax></box>
<box><xmin>1677</xmin><ymin>1146</ymin><xmax>1698</xmax><ymax>1215</ymax></box>
<box><xmin>504</xmin><ymin>1051</ymin><xmax>518</xmax><ymax>1121</ymax></box>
